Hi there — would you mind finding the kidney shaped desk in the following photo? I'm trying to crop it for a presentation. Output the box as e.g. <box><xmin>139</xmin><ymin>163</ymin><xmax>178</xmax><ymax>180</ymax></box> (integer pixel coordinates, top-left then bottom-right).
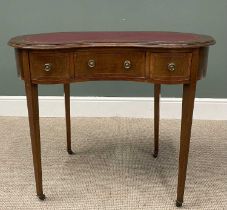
<box><xmin>8</xmin><ymin>32</ymin><xmax>215</xmax><ymax>207</ymax></box>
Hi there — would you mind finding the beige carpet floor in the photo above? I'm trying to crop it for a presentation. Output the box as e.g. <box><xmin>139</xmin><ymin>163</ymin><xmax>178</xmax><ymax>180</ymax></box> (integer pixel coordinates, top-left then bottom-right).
<box><xmin>0</xmin><ymin>117</ymin><xmax>226</xmax><ymax>210</ymax></box>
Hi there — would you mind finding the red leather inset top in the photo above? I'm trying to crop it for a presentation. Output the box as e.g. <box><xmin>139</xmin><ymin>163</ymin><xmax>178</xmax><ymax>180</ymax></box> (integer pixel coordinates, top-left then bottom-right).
<box><xmin>8</xmin><ymin>31</ymin><xmax>215</xmax><ymax>49</ymax></box>
<box><xmin>22</xmin><ymin>31</ymin><xmax>201</xmax><ymax>43</ymax></box>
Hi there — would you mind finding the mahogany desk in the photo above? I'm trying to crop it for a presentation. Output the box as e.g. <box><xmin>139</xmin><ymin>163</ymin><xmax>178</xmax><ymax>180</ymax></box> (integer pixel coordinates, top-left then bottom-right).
<box><xmin>8</xmin><ymin>32</ymin><xmax>215</xmax><ymax>207</ymax></box>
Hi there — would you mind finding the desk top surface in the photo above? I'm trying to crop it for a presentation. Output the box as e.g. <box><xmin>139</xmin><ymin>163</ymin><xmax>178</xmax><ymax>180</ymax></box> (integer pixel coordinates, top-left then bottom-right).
<box><xmin>8</xmin><ymin>31</ymin><xmax>215</xmax><ymax>49</ymax></box>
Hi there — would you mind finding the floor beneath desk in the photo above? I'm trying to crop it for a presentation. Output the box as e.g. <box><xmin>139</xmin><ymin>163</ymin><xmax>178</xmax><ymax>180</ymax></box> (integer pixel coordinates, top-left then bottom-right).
<box><xmin>0</xmin><ymin>117</ymin><xmax>226</xmax><ymax>210</ymax></box>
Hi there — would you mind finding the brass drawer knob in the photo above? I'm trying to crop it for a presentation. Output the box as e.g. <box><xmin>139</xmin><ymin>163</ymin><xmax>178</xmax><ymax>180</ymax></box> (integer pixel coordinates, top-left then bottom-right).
<box><xmin>88</xmin><ymin>59</ymin><xmax>95</xmax><ymax>68</ymax></box>
<box><xmin>168</xmin><ymin>63</ymin><xmax>176</xmax><ymax>72</ymax></box>
<box><xmin>43</xmin><ymin>63</ymin><xmax>52</xmax><ymax>72</ymax></box>
<box><xmin>124</xmin><ymin>60</ymin><xmax>131</xmax><ymax>69</ymax></box>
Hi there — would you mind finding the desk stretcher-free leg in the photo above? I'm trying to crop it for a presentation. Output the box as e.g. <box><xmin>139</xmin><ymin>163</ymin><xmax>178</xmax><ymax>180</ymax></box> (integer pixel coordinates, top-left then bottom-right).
<box><xmin>25</xmin><ymin>82</ymin><xmax>45</xmax><ymax>200</ymax></box>
<box><xmin>153</xmin><ymin>84</ymin><xmax>161</xmax><ymax>158</ymax></box>
<box><xmin>176</xmin><ymin>83</ymin><xmax>196</xmax><ymax>207</ymax></box>
<box><xmin>64</xmin><ymin>84</ymin><xmax>74</xmax><ymax>154</ymax></box>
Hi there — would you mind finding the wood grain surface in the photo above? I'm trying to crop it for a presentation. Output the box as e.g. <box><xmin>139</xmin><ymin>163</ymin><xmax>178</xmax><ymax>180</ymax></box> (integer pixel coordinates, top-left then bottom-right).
<box><xmin>8</xmin><ymin>31</ymin><xmax>215</xmax><ymax>207</ymax></box>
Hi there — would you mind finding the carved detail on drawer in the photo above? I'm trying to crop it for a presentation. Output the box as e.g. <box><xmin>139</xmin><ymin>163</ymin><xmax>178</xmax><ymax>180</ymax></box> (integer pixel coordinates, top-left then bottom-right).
<box><xmin>74</xmin><ymin>50</ymin><xmax>146</xmax><ymax>79</ymax></box>
<box><xmin>150</xmin><ymin>53</ymin><xmax>192</xmax><ymax>83</ymax></box>
<box><xmin>29</xmin><ymin>51</ymin><xmax>74</xmax><ymax>83</ymax></box>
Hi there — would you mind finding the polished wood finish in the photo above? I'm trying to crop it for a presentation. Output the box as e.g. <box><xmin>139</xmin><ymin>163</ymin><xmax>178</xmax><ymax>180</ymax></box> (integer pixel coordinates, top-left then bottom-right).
<box><xmin>9</xmin><ymin>32</ymin><xmax>215</xmax><ymax>207</ymax></box>
<box><xmin>64</xmin><ymin>84</ymin><xmax>73</xmax><ymax>154</ymax></box>
<box><xmin>75</xmin><ymin>49</ymin><xmax>146</xmax><ymax>80</ymax></box>
<box><xmin>13</xmin><ymin>47</ymin><xmax>211</xmax><ymax>85</ymax></box>
<box><xmin>25</xmin><ymin>82</ymin><xmax>45</xmax><ymax>200</ymax></box>
<box><xmin>29</xmin><ymin>51</ymin><xmax>74</xmax><ymax>81</ymax></box>
<box><xmin>197</xmin><ymin>47</ymin><xmax>209</xmax><ymax>80</ymax></box>
<box><xmin>29</xmin><ymin>50</ymin><xmax>74</xmax><ymax>83</ymax></box>
<box><xmin>176</xmin><ymin>83</ymin><xmax>197</xmax><ymax>207</ymax></box>
<box><xmin>153</xmin><ymin>84</ymin><xmax>161</xmax><ymax>158</ymax></box>
<box><xmin>150</xmin><ymin>53</ymin><xmax>192</xmax><ymax>83</ymax></box>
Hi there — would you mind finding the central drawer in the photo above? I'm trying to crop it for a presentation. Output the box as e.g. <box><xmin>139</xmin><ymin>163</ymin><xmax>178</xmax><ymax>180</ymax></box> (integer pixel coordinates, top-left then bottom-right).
<box><xmin>74</xmin><ymin>49</ymin><xmax>146</xmax><ymax>79</ymax></box>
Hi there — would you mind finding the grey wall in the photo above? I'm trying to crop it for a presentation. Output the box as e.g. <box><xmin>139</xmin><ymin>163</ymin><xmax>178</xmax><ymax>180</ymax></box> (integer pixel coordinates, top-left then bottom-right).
<box><xmin>1</xmin><ymin>0</ymin><xmax>226</xmax><ymax>97</ymax></box>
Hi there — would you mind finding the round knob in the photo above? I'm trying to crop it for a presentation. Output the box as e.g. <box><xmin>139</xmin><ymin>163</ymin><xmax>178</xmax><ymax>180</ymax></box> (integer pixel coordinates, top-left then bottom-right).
<box><xmin>43</xmin><ymin>63</ymin><xmax>52</xmax><ymax>72</ymax></box>
<box><xmin>168</xmin><ymin>63</ymin><xmax>176</xmax><ymax>72</ymax></box>
<box><xmin>124</xmin><ymin>60</ymin><xmax>131</xmax><ymax>69</ymax></box>
<box><xmin>88</xmin><ymin>59</ymin><xmax>95</xmax><ymax>68</ymax></box>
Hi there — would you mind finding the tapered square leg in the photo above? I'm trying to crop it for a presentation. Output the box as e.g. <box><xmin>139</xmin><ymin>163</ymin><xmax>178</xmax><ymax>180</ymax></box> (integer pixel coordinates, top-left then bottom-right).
<box><xmin>25</xmin><ymin>82</ymin><xmax>45</xmax><ymax>200</ymax></box>
<box><xmin>153</xmin><ymin>84</ymin><xmax>161</xmax><ymax>158</ymax></box>
<box><xmin>64</xmin><ymin>84</ymin><xmax>74</xmax><ymax>154</ymax></box>
<box><xmin>176</xmin><ymin>83</ymin><xmax>196</xmax><ymax>207</ymax></box>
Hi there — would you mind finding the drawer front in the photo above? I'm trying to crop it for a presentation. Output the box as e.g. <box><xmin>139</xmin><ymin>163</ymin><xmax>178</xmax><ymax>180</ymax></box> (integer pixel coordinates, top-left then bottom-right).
<box><xmin>74</xmin><ymin>50</ymin><xmax>146</xmax><ymax>79</ymax></box>
<box><xmin>29</xmin><ymin>52</ymin><xmax>74</xmax><ymax>82</ymax></box>
<box><xmin>150</xmin><ymin>53</ymin><xmax>192</xmax><ymax>82</ymax></box>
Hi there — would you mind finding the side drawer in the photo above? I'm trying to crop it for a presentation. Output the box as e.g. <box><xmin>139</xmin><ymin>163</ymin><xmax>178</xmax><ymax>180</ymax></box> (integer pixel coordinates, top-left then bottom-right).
<box><xmin>29</xmin><ymin>51</ymin><xmax>74</xmax><ymax>83</ymax></box>
<box><xmin>150</xmin><ymin>53</ymin><xmax>192</xmax><ymax>83</ymax></box>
